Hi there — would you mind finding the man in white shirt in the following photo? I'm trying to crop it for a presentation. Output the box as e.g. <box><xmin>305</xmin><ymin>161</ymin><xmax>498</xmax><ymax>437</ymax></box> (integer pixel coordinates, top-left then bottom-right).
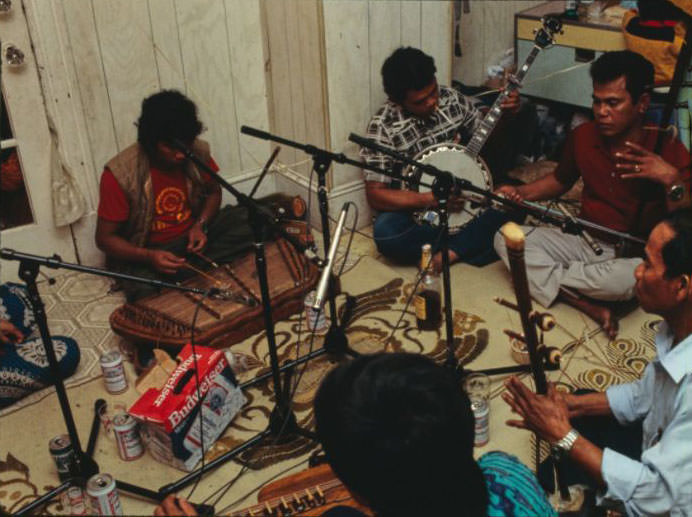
<box><xmin>503</xmin><ymin>209</ymin><xmax>692</xmax><ymax>514</ymax></box>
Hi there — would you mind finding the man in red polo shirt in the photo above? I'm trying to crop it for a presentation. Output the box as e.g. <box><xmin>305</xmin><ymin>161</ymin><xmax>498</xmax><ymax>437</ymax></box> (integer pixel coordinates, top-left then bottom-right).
<box><xmin>493</xmin><ymin>51</ymin><xmax>691</xmax><ymax>338</ymax></box>
<box><xmin>96</xmin><ymin>90</ymin><xmax>254</xmax><ymax>302</ymax></box>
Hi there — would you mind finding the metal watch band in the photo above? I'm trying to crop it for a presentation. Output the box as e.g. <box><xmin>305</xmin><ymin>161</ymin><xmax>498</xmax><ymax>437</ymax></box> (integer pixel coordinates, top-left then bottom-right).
<box><xmin>552</xmin><ymin>428</ymin><xmax>579</xmax><ymax>452</ymax></box>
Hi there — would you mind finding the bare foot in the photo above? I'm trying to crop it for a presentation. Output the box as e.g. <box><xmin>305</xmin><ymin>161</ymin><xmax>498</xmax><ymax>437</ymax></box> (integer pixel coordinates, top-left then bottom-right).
<box><xmin>432</xmin><ymin>250</ymin><xmax>460</xmax><ymax>273</ymax></box>
<box><xmin>558</xmin><ymin>290</ymin><xmax>619</xmax><ymax>340</ymax></box>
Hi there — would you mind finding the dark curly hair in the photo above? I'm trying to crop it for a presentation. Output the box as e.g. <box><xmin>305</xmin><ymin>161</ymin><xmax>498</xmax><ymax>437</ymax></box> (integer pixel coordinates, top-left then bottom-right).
<box><xmin>314</xmin><ymin>353</ymin><xmax>487</xmax><ymax>517</ymax></box>
<box><xmin>136</xmin><ymin>90</ymin><xmax>203</xmax><ymax>156</ymax></box>
<box><xmin>590</xmin><ymin>50</ymin><xmax>654</xmax><ymax>103</ymax></box>
<box><xmin>381</xmin><ymin>47</ymin><xmax>437</xmax><ymax>104</ymax></box>
<box><xmin>662</xmin><ymin>210</ymin><xmax>692</xmax><ymax>278</ymax></box>
<box><xmin>637</xmin><ymin>0</ymin><xmax>684</xmax><ymax>21</ymax></box>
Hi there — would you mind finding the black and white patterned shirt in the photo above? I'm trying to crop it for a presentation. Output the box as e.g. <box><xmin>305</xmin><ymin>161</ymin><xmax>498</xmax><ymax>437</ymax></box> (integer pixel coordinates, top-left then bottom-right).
<box><xmin>360</xmin><ymin>85</ymin><xmax>482</xmax><ymax>184</ymax></box>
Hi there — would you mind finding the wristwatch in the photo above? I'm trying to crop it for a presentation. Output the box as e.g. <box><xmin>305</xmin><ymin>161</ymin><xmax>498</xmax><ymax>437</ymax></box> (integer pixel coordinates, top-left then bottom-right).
<box><xmin>550</xmin><ymin>428</ymin><xmax>579</xmax><ymax>460</ymax></box>
<box><xmin>669</xmin><ymin>183</ymin><xmax>685</xmax><ymax>202</ymax></box>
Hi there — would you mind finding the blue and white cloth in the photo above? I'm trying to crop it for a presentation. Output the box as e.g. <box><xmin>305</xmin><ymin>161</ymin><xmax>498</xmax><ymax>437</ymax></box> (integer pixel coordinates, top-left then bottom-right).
<box><xmin>0</xmin><ymin>283</ymin><xmax>80</xmax><ymax>409</ymax></box>
<box><xmin>479</xmin><ymin>451</ymin><xmax>557</xmax><ymax>517</ymax></box>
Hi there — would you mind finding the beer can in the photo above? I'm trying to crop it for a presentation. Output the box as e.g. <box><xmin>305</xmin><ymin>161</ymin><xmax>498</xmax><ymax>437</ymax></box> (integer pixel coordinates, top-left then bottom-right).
<box><xmin>61</xmin><ymin>486</ymin><xmax>88</xmax><ymax>516</ymax></box>
<box><xmin>112</xmin><ymin>413</ymin><xmax>144</xmax><ymax>461</ymax></box>
<box><xmin>470</xmin><ymin>397</ymin><xmax>490</xmax><ymax>447</ymax></box>
<box><xmin>49</xmin><ymin>434</ymin><xmax>75</xmax><ymax>481</ymax></box>
<box><xmin>86</xmin><ymin>473</ymin><xmax>123</xmax><ymax>516</ymax></box>
<box><xmin>304</xmin><ymin>290</ymin><xmax>328</xmax><ymax>333</ymax></box>
<box><xmin>100</xmin><ymin>350</ymin><xmax>128</xmax><ymax>394</ymax></box>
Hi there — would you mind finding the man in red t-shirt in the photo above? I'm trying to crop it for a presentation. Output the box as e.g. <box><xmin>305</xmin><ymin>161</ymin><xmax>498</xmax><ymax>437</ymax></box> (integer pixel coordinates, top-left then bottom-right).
<box><xmin>96</xmin><ymin>90</ymin><xmax>254</xmax><ymax>302</ymax></box>
<box><xmin>493</xmin><ymin>51</ymin><xmax>691</xmax><ymax>338</ymax></box>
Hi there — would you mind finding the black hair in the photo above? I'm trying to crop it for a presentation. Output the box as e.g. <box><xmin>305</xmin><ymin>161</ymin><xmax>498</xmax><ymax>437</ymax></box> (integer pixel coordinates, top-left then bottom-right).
<box><xmin>314</xmin><ymin>353</ymin><xmax>488</xmax><ymax>517</ymax></box>
<box><xmin>590</xmin><ymin>50</ymin><xmax>654</xmax><ymax>102</ymax></box>
<box><xmin>381</xmin><ymin>47</ymin><xmax>437</xmax><ymax>104</ymax></box>
<box><xmin>637</xmin><ymin>0</ymin><xmax>684</xmax><ymax>21</ymax></box>
<box><xmin>662</xmin><ymin>210</ymin><xmax>692</xmax><ymax>278</ymax></box>
<box><xmin>136</xmin><ymin>90</ymin><xmax>203</xmax><ymax>157</ymax></box>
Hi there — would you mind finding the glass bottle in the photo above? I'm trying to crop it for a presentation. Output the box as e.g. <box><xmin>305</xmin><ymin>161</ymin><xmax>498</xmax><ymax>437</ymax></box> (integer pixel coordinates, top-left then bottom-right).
<box><xmin>414</xmin><ymin>244</ymin><xmax>442</xmax><ymax>331</ymax></box>
<box><xmin>564</xmin><ymin>0</ymin><xmax>579</xmax><ymax>19</ymax></box>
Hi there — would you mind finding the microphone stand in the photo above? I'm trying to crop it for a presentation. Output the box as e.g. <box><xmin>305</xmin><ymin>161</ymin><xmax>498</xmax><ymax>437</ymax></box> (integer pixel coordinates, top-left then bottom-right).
<box><xmin>348</xmin><ymin>133</ymin><xmax>580</xmax><ymax>504</ymax></box>
<box><xmin>240</xmin><ymin>126</ymin><xmax>359</xmax><ymax>359</ymax></box>
<box><xmin>0</xmin><ymin>249</ymin><xmax>215</xmax><ymax>514</ymax></box>
<box><xmin>157</xmin><ymin>141</ymin><xmax>322</xmax><ymax>498</ymax></box>
<box><xmin>239</xmin><ymin>126</ymin><xmax>430</xmax><ymax>374</ymax></box>
<box><xmin>221</xmin><ymin>128</ymin><xmax>435</xmax><ymax>391</ymax></box>
<box><xmin>349</xmin><ymin>133</ymin><xmax>473</xmax><ymax>372</ymax></box>
<box><xmin>349</xmin><ymin>133</ymin><xmax>646</xmax><ymax>363</ymax></box>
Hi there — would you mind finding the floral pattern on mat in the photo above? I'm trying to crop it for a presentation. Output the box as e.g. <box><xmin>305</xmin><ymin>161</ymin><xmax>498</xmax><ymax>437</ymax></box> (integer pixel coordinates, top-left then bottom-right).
<box><xmin>0</xmin><ymin>454</ymin><xmax>60</xmax><ymax>515</ymax></box>
<box><xmin>209</xmin><ymin>277</ymin><xmax>490</xmax><ymax>469</ymax></box>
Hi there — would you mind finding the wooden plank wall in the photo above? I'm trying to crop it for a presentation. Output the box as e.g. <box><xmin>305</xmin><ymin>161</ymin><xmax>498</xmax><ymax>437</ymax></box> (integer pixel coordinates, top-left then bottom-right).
<box><xmin>36</xmin><ymin>0</ymin><xmax>271</xmax><ymax>205</ymax></box>
<box><xmin>323</xmin><ymin>0</ymin><xmax>453</xmax><ymax>193</ymax></box>
<box><xmin>23</xmin><ymin>0</ymin><xmax>455</xmax><ymax>244</ymax></box>
<box><xmin>454</xmin><ymin>1</ymin><xmax>543</xmax><ymax>86</ymax></box>
<box><xmin>262</xmin><ymin>0</ymin><xmax>328</xmax><ymax>177</ymax></box>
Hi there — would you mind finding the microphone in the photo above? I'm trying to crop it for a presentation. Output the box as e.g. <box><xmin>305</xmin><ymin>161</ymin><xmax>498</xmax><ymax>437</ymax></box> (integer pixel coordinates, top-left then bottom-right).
<box><xmin>312</xmin><ymin>203</ymin><xmax>350</xmax><ymax>311</ymax></box>
<box><xmin>555</xmin><ymin>202</ymin><xmax>603</xmax><ymax>256</ymax></box>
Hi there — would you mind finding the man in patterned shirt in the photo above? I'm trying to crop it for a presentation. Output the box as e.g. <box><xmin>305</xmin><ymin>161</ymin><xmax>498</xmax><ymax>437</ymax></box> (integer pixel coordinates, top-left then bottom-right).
<box><xmin>360</xmin><ymin>47</ymin><xmax>520</xmax><ymax>270</ymax></box>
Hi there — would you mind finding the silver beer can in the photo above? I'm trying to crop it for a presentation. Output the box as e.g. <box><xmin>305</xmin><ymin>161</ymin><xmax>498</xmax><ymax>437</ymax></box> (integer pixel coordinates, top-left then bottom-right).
<box><xmin>112</xmin><ymin>413</ymin><xmax>144</xmax><ymax>461</ymax></box>
<box><xmin>86</xmin><ymin>473</ymin><xmax>122</xmax><ymax>516</ymax></box>
<box><xmin>48</xmin><ymin>434</ymin><xmax>74</xmax><ymax>481</ymax></box>
<box><xmin>100</xmin><ymin>350</ymin><xmax>128</xmax><ymax>394</ymax></box>
<box><xmin>471</xmin><ymin>397</ymin><xmax>490</xmax><ymax>447</ymax></box>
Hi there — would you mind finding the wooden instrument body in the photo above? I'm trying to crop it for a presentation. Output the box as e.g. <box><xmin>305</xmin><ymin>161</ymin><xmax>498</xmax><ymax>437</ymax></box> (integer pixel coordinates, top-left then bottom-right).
<box><xmin>230</xmin><ymin>463</ymin><xmax>373</xmax><ymax>517</ymax></box>
<box><xmin>109</xmin><ymin>238</ymin><xmax>319</xmax><ymax>349</ymax></box>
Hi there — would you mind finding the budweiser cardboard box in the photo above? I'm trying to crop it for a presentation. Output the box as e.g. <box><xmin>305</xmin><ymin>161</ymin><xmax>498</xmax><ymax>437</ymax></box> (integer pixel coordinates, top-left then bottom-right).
<box><xmin>129</xmin><ymin>344</ymin><xmax>246</xmax><ymax>471</ymax></box>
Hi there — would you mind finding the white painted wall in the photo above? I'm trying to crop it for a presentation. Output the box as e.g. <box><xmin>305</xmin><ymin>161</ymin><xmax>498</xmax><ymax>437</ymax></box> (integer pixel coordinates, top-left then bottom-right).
<box><xmin>319</xmin><ymin>0</ymin><xmax>453</xmax><ymax>227</ymax></box>
<box><xmin>22</xmin><ymin>0</ymin><xmax>272</xmax><ymax>265</ymax></box>
<box><xmin>453</xmin><ymin>1</ymin><xmax>544</xmax><ymax>86</ymax></box>
<box><xmin>11</xmin><ymin>0</ymin><xmax>454</xmax><ymax>266</ymax></box>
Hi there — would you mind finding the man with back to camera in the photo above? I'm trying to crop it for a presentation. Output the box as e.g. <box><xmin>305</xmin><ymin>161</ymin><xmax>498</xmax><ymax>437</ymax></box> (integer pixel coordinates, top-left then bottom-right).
<box><xmin>154</xmin><ymin>352</ymin><xmax>556</xmax><ymax>517</ymax></box>
<box><xmin>96</xmin><ymin>90</ymin><xmax>256</xmax><ymax>303</ymax></box>
<box><xmin>360</xmin><ymin>47</ymin><xmax>522</xmax><ymax>272</ymax></box>
<box><xmin>503</xmin><ymin>209</ymin><xmax>692</xmax><ymax>514</ymax></box>
<box><xmin>493</xmin><ymin>50</ymin><xmax>691</xmax><ymax>339</ymax></box>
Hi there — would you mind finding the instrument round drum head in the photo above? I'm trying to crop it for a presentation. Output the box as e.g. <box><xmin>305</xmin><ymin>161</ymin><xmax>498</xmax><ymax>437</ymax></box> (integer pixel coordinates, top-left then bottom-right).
<box><xmin>404</xmin><ymin>143</ymin><xmax>493</xmax><ymax>233</ymax></box>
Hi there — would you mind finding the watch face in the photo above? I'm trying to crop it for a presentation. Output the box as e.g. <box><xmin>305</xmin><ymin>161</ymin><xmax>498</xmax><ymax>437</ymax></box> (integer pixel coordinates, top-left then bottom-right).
<box><xmin>550</xmin><ymin>446</ymin><xmax>566</xmax><ymax>461</ymax></box>
<box><xmin>670</xmin><ymin>185</ymin><xmax>685</xmax><ymax>202</ymax></box>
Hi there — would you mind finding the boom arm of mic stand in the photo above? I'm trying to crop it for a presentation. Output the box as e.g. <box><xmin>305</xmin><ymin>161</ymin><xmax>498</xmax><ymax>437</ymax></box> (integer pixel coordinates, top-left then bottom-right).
<box><xmin>351</xmin><ymin>132</ymin><xmax>644</xmax><ymax>247</ymax></box>
<box><xmin>0</xmin><ymin>248</ymin><xmax>213</xmax><ymax>297</ymax></box>
<box><xmin>240</xmin><ymin>126</ymin><xmax>433</xmax><ymax>190</ymax></box>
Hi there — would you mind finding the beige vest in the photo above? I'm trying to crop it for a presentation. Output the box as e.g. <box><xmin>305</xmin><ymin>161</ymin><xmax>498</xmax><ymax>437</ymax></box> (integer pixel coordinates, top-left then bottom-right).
<box><xmin>105</xmin><ymin>139</ymin><xmax>211</xmax><ymax>247</ymax></box>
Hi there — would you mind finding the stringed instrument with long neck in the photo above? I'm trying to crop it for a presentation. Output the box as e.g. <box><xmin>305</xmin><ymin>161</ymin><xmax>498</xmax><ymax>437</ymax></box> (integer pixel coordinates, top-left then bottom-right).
<box><xmin>227</xmin><ymin>463</ymin><xmax>373</xmax><ymax>517</ymax></box>
<box><xmin>403</xmin><ymin>15</ymin><xmax>564</xmax><ymax>233</ymax></box>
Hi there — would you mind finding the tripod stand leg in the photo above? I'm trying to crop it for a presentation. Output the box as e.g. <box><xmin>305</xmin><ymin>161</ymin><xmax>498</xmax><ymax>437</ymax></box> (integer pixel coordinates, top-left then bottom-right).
<box><xmin>87</xmin><ymin>399</ymin><xmax>107</xmax><ymax>458</ymax></box>
<box><xmin>160</xmin><ymin>430</ymin><xmax>273</xmax><ymax>496</ymax></box>
<box><xmin>14</xmin><ymin>481</ymin><xmax>71</xmax><ymax>516</ymax></box>
<box><xmin>323</xmin><ymin>295</ymin><xmax>359</xmax><ymax>357</ymax></box>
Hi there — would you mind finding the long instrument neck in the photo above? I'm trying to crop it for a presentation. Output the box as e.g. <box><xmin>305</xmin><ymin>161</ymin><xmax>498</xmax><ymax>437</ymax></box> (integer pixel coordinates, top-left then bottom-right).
<box><xmin>465</xmin><ymin>44</ymin><xmax>542</xmax><ymax>159</ymax></box>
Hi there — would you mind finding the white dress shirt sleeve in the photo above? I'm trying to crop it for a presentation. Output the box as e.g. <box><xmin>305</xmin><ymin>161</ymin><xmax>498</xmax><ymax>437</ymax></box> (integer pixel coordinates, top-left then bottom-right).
<box><xmin>606</xmin><ymin>363</ymin><xmax>654</xmax><ymax>426</ymax></box>
<box><xmin>600</xmin><ymin>377</ymin><xmax>692</xmax><ymax>514</ymax></box>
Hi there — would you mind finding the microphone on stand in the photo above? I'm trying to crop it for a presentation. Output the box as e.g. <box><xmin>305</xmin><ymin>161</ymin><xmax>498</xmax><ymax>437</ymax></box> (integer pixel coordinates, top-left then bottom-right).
<box><xmin>555</xmin><ymin>202</ymin><xmax>603</xmax><ymax>256</ymax></box>
<box><xmin>312</xmin><ymin>203</ymin><xmax>350</xmax><ymax>311</ymax></box>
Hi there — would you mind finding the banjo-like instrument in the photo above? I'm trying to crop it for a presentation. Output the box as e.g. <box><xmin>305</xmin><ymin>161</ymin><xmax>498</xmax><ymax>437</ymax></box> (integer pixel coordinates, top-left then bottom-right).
<box><xmin>404</xmin><ymin>16</ymin><xmax>563</xmax><ymax>233</ymax></box>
